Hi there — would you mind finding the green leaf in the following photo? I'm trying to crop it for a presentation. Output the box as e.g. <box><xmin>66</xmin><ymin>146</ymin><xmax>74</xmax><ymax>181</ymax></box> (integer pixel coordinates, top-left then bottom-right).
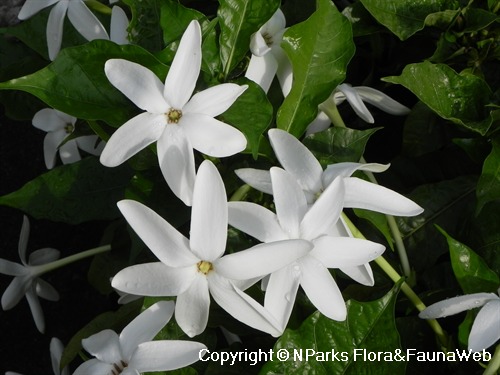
<box><xmin>277</xmin><ymin>0</ymin><xmax>355</xmax><ymax>137</ymax></box>
<box><xmin>218</xmin><ymin>0</ymin><xmax>280</xmax><ymax>78</ymax></box>
<box><xmin>476</xmin><ymin>138</ymin><xmax>500</xmax><ymax>214</ymax></box>
<box><xmin>437</xmin><ymin>226</ymin><xmax>500</xmax><ymax>294</ymax></box>
<box><xmin>462</xmin><ymin>8</ymin><xmax>500</xmax><ymax>33</ymax></box>
<box><xmin>383</xmin><ymin>61</ymin><xmax>493</xmax><ymax>135</ymax></box>
<box><xmin>303</xmin><ymin>127</ymin><xmax>380</xmax><ymax>166</ymax></box>
<box><xmin>261</xmin><ymin>282</ymin><xmax>404</xmax><ymax>374</ymax></box>
<box><xmin>359</xmin><ymin>0</ymin><xmax>458</xmax><ymax>40</ymax></box>
<box><xmin>122</xmin><ymin>0</ymin><xmax>165</xmax><ymax>51</ymax></box>
<box><xmin>0</xmin><ymin>157</ymin><xmax>134</xmax><ymax>224</ymax></box>
<box><xmin>353</xmin><ymin>208</ymin><xmax>394</xmax><ymax>251</ymax></box>
<box><xmin>160</xmin><ymin>1</ymin><xmax>208</xmax><ymax>46</ymax></box>
<box><xmin>0</xmin><ymin>40</ymin><xmax>167</xmax><ymax>127</ymax></box>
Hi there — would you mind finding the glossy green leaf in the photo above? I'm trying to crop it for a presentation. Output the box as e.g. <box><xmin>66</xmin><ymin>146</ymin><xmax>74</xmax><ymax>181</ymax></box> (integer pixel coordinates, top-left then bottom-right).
<box><xmin>384</xmin><ymin>61</ymin><xmax>493</xmax><ymax>135</ymax></box>
<box><xmin>476</xmin><ymin>138</ymin><xmax>500</xmax><ymax>214</ymax></box>
<box><xmin>277</xmin><ymin>0</ymin><xmax>355</xmax><ymax>137</ymax></box>
<box><xmin>0</xmin><ymin>157</ymin><xmax>134</xmax><ymax>224</ymax></box>
<box><xmin>462</xmin><ymin>8</ymin><xmax>500</xmax><ymax>33</ymax></box>
<box><xmin>218</xmin><ymin>0</ymin><xmax>280</xmax><ymax>78</ymax></box>
<box><xmin>359</xmin><ymin>0</ymin><xmax>458</xmax><ymax>40</ymax></box>
<box><xmin>261</xmin><ymin>282</ymin><xmax>403</xmax><ymax>374</ymax></box>
<box><xmin>160</xmin><ymin>0</ymin><xmax>208</xmax><ymax>46</ymax></box>
<box><xmin>122</xmin><ymin>0</ymin><xmax>164</xmax><ymax>51</ymax></box>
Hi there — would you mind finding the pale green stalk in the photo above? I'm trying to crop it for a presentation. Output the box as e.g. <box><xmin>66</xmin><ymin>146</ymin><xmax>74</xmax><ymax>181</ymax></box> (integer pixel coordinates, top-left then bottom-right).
<box><xmin>484</xmin><ymin>344</ymin><xmax>500</xmax><ymax>375</ymax></box>
<box><xmin>229</xmin><ymin>184</ymin><xmax>252</xmax><ymax>202</ymax></box>
<box><xmin>84</xmin><ymin>0</ymin><xmax>112</xmax><ymax>15</ymax></box>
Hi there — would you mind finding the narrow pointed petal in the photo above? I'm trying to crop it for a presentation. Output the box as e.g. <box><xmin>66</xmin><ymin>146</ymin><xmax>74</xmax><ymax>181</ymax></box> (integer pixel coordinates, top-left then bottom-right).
<box><xmin>112</xmin><ymin>263</ymin><xmax>196</xmax><ymax>297</ymax></box>
<box><xmin>164</xmin><ymin>21</ymin><xmax>201</xmax><ymax>109</ymax></box>
<box><xmin>110</xmin><ymin>6</ymin><xmax>129</xmax><ymax>45</ymax></box>
<box><xmin>0</xmin><ymin>259</ymin><xmax>25</xmax><ymax>276</ymax></box>
<box><xmin>245</xmin><ymin>54</ymin><xmax>277</xmax><ymax>93</ymax></box>
<box><xmin>340</xmin><ymin>264</ymin><xmax>375</xmax><ymax>286</ymax></box>
<box><xmin>228</xmin><ymin>201</ymin><xmax>285</xmax><ymax>243</ymax></box>
<box><xmin>18</xmin><ymin>216</ymin><xmax>30</xmax><ymax>265</ymax></box>
<box><xmin>2</xmin><ymin>276</ymin><xmax>30</xmax><ymax>310</ymax></box>
<box><xmin>274</xmin><ymin>47</ymin><xmax>293</xmax><ymax>97</ymax></box>
<box><xmin>181</xmin><ymin>113</ymin><xmax>247</xmax><ymax>157</ymax></box>
<box><xmin>209</xmin><ymin>274</ymin><xmax>283</xmax><ymax>337</ymax></box>
<box><xmin>419</xmin><ymin>293</ymin><xmax>498</xmax><ymax>319</ymax></box>
<box><xmin>46</xmin><ymin>1</ymin><xmax>68</xmax><ymax>61</ymax></box>
<box><xmin>73</xmin><ymin>360</ymin><xmax>114</xmax><ymax>375</ymax></box>
<box><xmin>18</xmin><ymin>0</ymin><xmax>59</xmax><ymax>20</ymax></box>
<box><xmin>306</xmin><ymin>111</ymin><xmax>330</xmax><ymax>136</ymax></box>
<box><xmin>336</xmin><ymin>84</ymin><xmax>374</xmax><ymax>123</ymax></box>
<box><xmin>105</xmin><ymin>60</ymin><xmax>168</xmax><ymax>113</ymax></box>
<box><xmin>265</xmin><ymin>9</ymin><xmax>286</xmax><ymax>36</ymax></box>
<box><xmin>35</xmin><ymin>279</ymin><xmax>60</xmax><ymax>301</ymax></box>
<box><xmin>120</xmin><ymin>301</ymin><xmax>175</xmax><ymax>359</ymax></box>
<box><xmin>59</xmin><ymin>140</ymin><xmax>81</xmax><ymax>165</ymax></box>
<box><xmin>157</xmin><ymin>125</ymin><xmax>196</xmax><ymax>206</ymax></box>
<box><xmin>100</xmin><ymin>112</ymin><xmax>165</xmax><ymax>167</ymax></box>
<box><xmin>175</xmin><ymin>275</ymin><xmax>210</xmax><ymax>337</ymax></box>
<box><xmin>130</xmin><ymin>341</ymin><xmax>206</xmax><ymax>371</ymax></box>
<box><xmin>183</xmin><ymin>84</ymin><xmax>247</xmax><ymax>117</ymax></box>
<box><xmin>117</xmin><ymin>200</ymin><xmax>196</xmax><ymax>267</ymax></box>
<box><xmin>32</xmin><ymin>108</ymin><xmax>66</xmax><ymax>132</ymax></box>
<box><xmin>216</xmin><ymin>239</ymin><xmax>312</xmax><ymax>280</ymax></box>
<box><xmin>234</xmin><ymin>168</ymin><xmax>272</xmax><ymax>195</ymax></box>
<box><xmin>300</xmin><ymin>256</ymin><xmax>347</xmax><ymax>320</ymax></box>
<box><xmin>29</xmin><ymin>248</ymin><xmax>60</xmax><ymax>265</ymax></box>
<box><xmin>322</xmin><ymin>162</ymin><xmax>389</xmax><ymax>186</ymax></box>
<box><xmin>344</xmin><ymin>178</ymin><xmax>424</xmax><ymax>216</ymax></box>
<box><xmin>82</xmin><ymin>329</ymin><xmax>122</xmax><ymax>363</ymax></box>
<box><xmin>26</xmin><ymin>288</ymin><xmax>45</xmax><ymax>333</ymax></box>
<box><xmin>67</xmin><ymin>0</ymin><xmax>109</xmax><ymax>41</ymax></box>
<box><xmin>43</xmin><ymin>130</ymin><xmax>66</xmax><ymax>169</ymax></box>
<box><xmin>268</xmin><ymin>129</ymin><xmax>323</xmax><ymax>194</ymax></box>
<box><xmin>249</xmin><ymin>31</ymin><xmax>271</xmax><ymax>57</ymax></box>
<box><xmin>50</xmin><ymin>337</ymin><xmax>67</xmax><ymax>375</ymax></box>
<box><xmin>356</xmin><ymin>86</ymin><xmax>410</xmax><ymax>115</ymax></box>
<box><xmin>311</xmin><ymin>236</ymin><xmax>385</xmax><ymax>268</ymax></box>
<box><xmin>468</xmin><ymin>299</ymin><xmax>500</xmax><ymax>352</ymax></box>
<box><xmin>271</xmin><ymin>167</ymin><xmax>307</xmax><ymax>238</ymax></box>
<box><xmin>189</xmin><ymin>160</ymin><xmax>227</xmax><ymax>261</ymax></box>
<box><xmin>76</xmin><ymin>135</ymin><xmax>104</xmax><ymax>155</ymax></box>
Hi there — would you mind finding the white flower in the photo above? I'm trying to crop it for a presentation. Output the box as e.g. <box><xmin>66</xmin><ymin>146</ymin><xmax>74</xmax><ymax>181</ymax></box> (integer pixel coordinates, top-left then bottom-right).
<box><xmin>0</xmin><ymin>216</ymin><xmax>60</xmax><ymax>333</ymax></box>
<box><xmin>112</xmin><ymin>160</ymin><xmax>312</xmax><ymax>337</ymax></box>
<box><xmin>109</xmin><ymin>6</ymin><xmax>129</xmax><ymax>45</ymax></box>
<box><xmin>100</xmin><ymin>20</ymin><xmax>248</xmax><ymax>206</ymax></box>
<box><xmin>229</xmin><ymin>167</ymin><xmax>386</xmax><ymax>329</ymax></box>
<box><xmin>32</xmin><ymin>108</ymin><xmax>105</xmax><ymax>169</ymax></box>
<box><xmin>235</xmin><ymin>128</ymin><xmax>423</xmax><ymax>285</ymax></box>
<box><xmin>245</xmin><ymin>9</ymin><xmax>292</xmax><ymax>96</ymax></box>
<box><xmin>307</xmin><ymin>83</ymin><xmax>411</xmax><ymax>134</ymax></box>
<box><xmin>74</xmin><ymin>301</ymin><xmax>206</xmax><ymax>374</ymax></box>
<box><xmin>419</xmin><ymin>290</ymin><xmax>500</xmax><ymax>352</ymax></box>
<box><xmin>18</xmin><ymin>0</ymin><xmax>109</xmax><ymax>61</ymax></box>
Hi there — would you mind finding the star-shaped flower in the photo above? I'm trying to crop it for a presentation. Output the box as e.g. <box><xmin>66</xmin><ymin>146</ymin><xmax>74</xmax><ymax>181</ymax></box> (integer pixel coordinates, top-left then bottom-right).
<box><xmin>0</xmin><ymin>216</ymin><xmax>60</xmax><ymax>333</ymax></box>
<box><xmin>112</xmin><ymin>160</ymin><xmax>312</xmax><ymax>337</ymax></box>
<box><xmin>32</xmin><ymin>108</ymin><xmax>105</xmax><ymax>169</ymax></box>
<box><xmin>419</xmin><ymin>290</ymin><xmax>500</xmax><ymax>352</ymax></box>
<box><xmin>18</xmin><ymin>0</ymin><xmax>109</xmax><ymax>60</ymax></box>
<box><xmin>100</xmin><ymin>20</ymin><xmax>248</xmax><ymax>206</ymax></box>
<box><xmin>74</xmin><ymin>301</ymin><xmax>206</xmax><ymax>374</ymax></box>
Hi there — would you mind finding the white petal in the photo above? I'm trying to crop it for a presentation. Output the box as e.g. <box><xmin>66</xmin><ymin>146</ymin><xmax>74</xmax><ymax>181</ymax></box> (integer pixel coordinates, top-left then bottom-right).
<box><xmin>59</xmin><ymin>140</ymin><xmax>81</xmax><ymax>165</ymax></box>
<box><xmin>76</xmin><ymin>135</ymin><xmax>104</xmax><ymax>156</ymax></box>
<box><xmin>129</xmin><ymin>341</ymin><xmax>207</xmax><ymax>371</ymax></box>
<box><xmin>29</xmin><ymin>248</ymin><xmax>60</xmax><ymax>266</ymax></box>
<box><xmin>249</xmin><ymin>31</ymin><xmax>271</xmax><ymax>57</ymax></box>
<box><xmin>164</xmin><ymin>20</ymin><xmax>201</xmax><ymax>109</ymax></box>
<box><xmin>0</xmin><ymin>259</ymin><xmax>25</xmax><ymax>276</ymax></box>
<box><xmin>209</xmin><ymin>274</ymin><xmax>283</xmax><ymax>337</ymax></box>
<box><xmin>299</xmin><ymin>256</ymin><xmax>347</xmax><ymax>320</ymax></box>
<box><xmin>322</xmin><ymin>163</ymin><xmax>389</xmax><ymax>187</ymax></box>
<box><xmin>340</xmin><ymin>264</ymin><xmax>375</xmax><ymax>286</ymax></box>
<box><xmin>271</xmin><ymin>167</ymin><xmax>307</xmax><ymax>238</ymax></box>
<box><xmin>306</xmin><ymin>111</ymin><xmax>331</xmax><ymax>136</ymax></box>
<box><xmin>35</xmin><ymin>279</ymin><xmax>60</xmax><ymax>301</ymax></box>
<box><xmin>100</xmin><ymin>112</ymin><xmax>165</xmax><ymax>167</ymax></box>
<box><xmin>190</xmin><ymin>160</ymin><xmax>228</xmax><ymax>261</ymax></box>
<box><xmin>104</xmin><ymin>59</ymin><xmax>168</xmax><ymax>113</ymax></box>
<box><xmin>468</xmin><ymin>299</ymin><xmax>500</xmax><ymax>352</ymax></box>
<box><xmin>67</xmin><ymin>0</ymin><xmax>109</xmax><ymax>41</ymax></box>
<box><xmin>82</xmin><ymin>329</ymin><xmax>122</xmax><ymax>363</ymax></box>
<box><xmin>336</xmin><ymin>84</ymin><xmax>374</xmax><ymax>123</ymax></box>
<box><xmin>26</xmin><ymin>288</ymin><xmax>45</xmax><ymax>333</ymax></box>
<box><xmin>268</xmin><ymin>129</ymin><xmax>323</xmax><ymax>194</ymax></box>
<box><xmin>419</xmin><ymin>293</ymin><xmax>499</xmax><ymax>319</ymax></box>
<box><xmin>43</xmin><ymin>130</ymin><xmax>66</xmax><ymax>169</ymax></box>
<box><xmin>2</xmin><ymin>276</ymin><xmax>30</xmax><ymax>310</ymax></box>
<box><xmin>46</xmin><ymin>1</ymin><xmax>69</xmax><ymax>61</ymax></box>
<box><xmin>18</xmin><ymin>215</ymin><xmax>30</xmax><ymax>265</ymax></box>
<box><xmin>356</xmin><ymin>86</ymin><xmax>410</xmax><ymax>115</ymax></box>
<box><xmin>245</xmin><ymin>54</ymin><xmax>278</xmax><ymax>93</ymax></box>
<box><xmin>110</xmin><ymin>6</ymin><xmax>129</xmax><ymax>45</ymax></box>
<box><xmin>273</xmin><ymin>47</ymin><xmax>293</xmax><ymax>97</ymax></box>
<box><xmin>311</xmin><ymin>236</ymin><xmax>385</xmax><ymax>268</ymax></box>
<box><xmin>181</xmin><ymin>113</ymin><xmax>247</xmax><ymax>157</ymax></box>
<box><xmin>32</xmin><ymin>108</ymin><xmax>67</xmax><ymax>132</ymax></box>
<box><xmin>117</xmin><ymin>200</ymin><xmax>196</xmax><ymax>267</ymax></box>
<box><xmin>264</xmin><ymin>9</ymin><xmax>287</xmax><ymax>37</ymax></box>
<box><xmin>234</xmin><ymin>168</ymin><xmax>273</xmax><ymax>195</ymax></box>
<box><xmin>175</xmin><ymin>274</ymin><xmax>210</xmax><ymax>337</ymax></box>
<box><xmin>184</xmin><ymin>84</ymin><xmax>247</xmax><ymax>117</ymax></box>
<box><xmin>344</xmin><ymin>178</ymin><xmax>424</xmax><ymax>216</ymax></box>
<box><xmin>120</xmin><ymin>301</ymin><xmax>175</xmax><ymax>360</ymax></box>
<box><xmin>112</xmin><ymin>263</ymin><xmax>196</xmax><ymax>297</ymax></box>
<box><xmin>228</xmin><ymin>201</ymin><xmax>285</xmax><ymax>243</ymax></box>
<box><xmin>50</xmin><ymin>337</ymin><xmax>66</xmax><ymax>375</ymax></box>
<box><xmin>73</xmin><ymin>359</ymin><xmax>114</xmax><ymax>375</ymax></box>
<box><xmin>156</xmin><ymin>125</ymin><xmax>196</xmax><ymax>206</ymax></box>
<box><xmin>18</xmin><ymin>0</ymin><xmax>59</xmax><ymax>20</ymax></box>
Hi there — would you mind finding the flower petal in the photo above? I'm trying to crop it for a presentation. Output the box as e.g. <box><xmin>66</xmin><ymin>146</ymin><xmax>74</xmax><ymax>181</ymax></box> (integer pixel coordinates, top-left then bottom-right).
<box><xmin>419</xmin><ymin>293</ymin><xmax>499</xmax><ymax>319</ymax></box>
<box><xmin>343</xmin><ymin>177</ymin><xmax>424</xmax><ymax>216</ymax></box>
<box><xmin>104</xmin><ymin>59</ymin><xmax>168</xmax><ymax>113</ymax></box>
<box><xmin>100</xmin><ymin>112</ymin><xmax>165</xmax><ymax>167</ymax></box>
<box><xmin>120</xmin><ymin>301</ymin><xmax>175</xmax><ymax>360</ymax></box>
<box><xmin>228</xmin><ymin>201</ymin><xmax>285</xmax><ymax>243</ymax></box>
<box><xmin>264</xmin><ymin>9</ymin><xmax>286</xmax><ymax>37</ymax></box>
<box><xmin>190</xmin><ymin>160</ymin><xmax>228</xmax><ymax>261</ymax></box>
<box><xmin>181</xmin><ymin>113</ymin><xmax>247</xmax><ymax>157</ymax></box>
<box><xmin>268</xmin><ymin>129</ymin><xmax>323</xmax><ymax>194</ymax></box>
<box><xmin>245</xmin><ymin>54</ymin><xmax>278</xmax><ymax>93</ymax></box>
<box><xmin>164</xmin><ymin>20</ymin><xmax>201</xmax><ymax>109</ymax></box>
<box><xmin>18</xmin><ymin>215</ymin><xmax>30</xmax><ymax>265</ymax></box>
<box><xmin>117</xmin><ymin>200</ymin><xmax>196</xmax><ymax>267</ymax></box>
<box><xmin>468</xmin><ymin>299</ymin><xmax>500</xmax><ymax>352</ymax></box>
<box><xmin>356</xmin><ymin>86</ymin><xmax>410</xmax><ymax>115</ymax></box>
<box><xmin>234</xmin><ymin>168</ymin><xmax>273</xmax><ymax>195</ymax></box>
<box><xmin>50</xmin><ymin>337</ymin><xmax>67</xmax><ymax>375</ymax></box>
<box><xmin>82</xmin><ymin>329</ymin><xmax>122</xmax><ymax>363</ymax></box>
<box><xmin>67</xmin><ymin>0</ymin><xmax>109</xmax><ymax>41</ymax></box>
<box><xmin>335</xmin><ymin>84</ymin><xmax>374</xmax><ymax>123</ymax></box>
<box><xmin>322</xmin><ymin>162</ymin><xmax>389</xmax><ymax>186</ymax></box>
<box><xmin>340</xmin><ymin>265</ymin><xmax>375</xmax><ymax>286</ymax></box>
<box><xmin>18</xmin><ymin>0</ymin><xmax>59</xmax><ymax>20</ymax></box>
<box><xmin>35</xmin><ymin>279</ymin><xmax>60</xmax><ymax>301</ymax></box>
<box><xmin>76</xmin><ymin>135</ymin><xmax>105</xmax><ymax>156</ymax></box>
<box><xmin>0</xmin><ymin>259</ymin><xmax>25</xmax><ymax>276</ymax></box>
<box><xmin>183</xmin><ymin>83</ymin><xmax>247</xmax><ymax>117</ymax></box>
<box><xmin>249</xmin><ymin>30</ymin><xmax>271</xmax><ymax>57</ymax></box>
<box><xmin>29</xmin><ymin>248</ymin><xmax>60</xmax><ymax>266</ymax></box>
<box><xmin>73</xmin><ymin>359</ymin><xmax>114</xmax><ymax>375</ymax></box>
<box><xmin>110</xmin><ymin>6</ymin><xmax>129</xmax><ymax>45</ymax></box>
<box><xmin>32</xmin><ymin>108</ymin><xmax>67</xmax><ymax>132</ymax></box>
<box><xmin>157</xmin><ymin>124</ymin><xmax>196</xmax><ymax>206</ymax></box>
<box><xmin>215</xmin><ymin>239</ymin><xmax>312</xmax><ymax>280</ymax></box>
<box><xmin>2</xmin><ymin>276</ymin><xmax>30</xmax><ymax>310</ymax></box>
<box><xmin>175</xmin><ymin>274</ymin><xmax>210</xmax><ymax>337</ymax></box>
<box><xmin>46</xmin><ymin>0</ymin><xmax>68</xmax><ymax>60</ymax></box>
<box><xmin>43</xmin><ymin>130</ymin><xmax>66</xmax><ymax>169</ymax></box>
<box><xmin>59</xmin><ymin>139</ymin><xmax>81</xmax><ymax>165</ymax></box>
<box><xmin>274</xmin><ymin>47</ymin><xmax>293</xmax><ymax>97</ymax></box>
<box><xmin>306</xmin><ymin>111</ymin><xmax>330</xmax><ymax>136</ymax></box>
<box><xmin>26</xmin><ymin>288</ymin><xmax>45</xmax><ymax>333</ymax></box>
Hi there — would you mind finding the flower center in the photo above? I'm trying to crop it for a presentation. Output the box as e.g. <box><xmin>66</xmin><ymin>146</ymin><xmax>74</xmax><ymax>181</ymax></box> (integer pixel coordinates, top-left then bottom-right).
<box><xmin>197</xmin><ymin>261</ymin><xmax>213</xmax><ymax>275</ymax></box>
<box><xmin>166</xmin><ymin>108</ymin><xmax>183</xmax><ymax>124</ymax></box>
<box><xmin>111</xmin><ymin>360</ymin><xmax>128</xmax><ymax>375</ymax></box>
<box><xmin>262</xmin><ymin>32</ymin><xmax>273</xmax><ymax>47</ymax></box>
<box><xmin>64</xmin><ymin>123</ymin><xmax>74</xmax><ymax>134</ymax></box>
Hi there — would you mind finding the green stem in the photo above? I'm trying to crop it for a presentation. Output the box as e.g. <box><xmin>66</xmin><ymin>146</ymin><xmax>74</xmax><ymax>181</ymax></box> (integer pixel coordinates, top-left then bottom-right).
<box><xmin>484</xmin><ymin>344</ymin><xmax>500</xmax><ymax>375</ymax></box>
<box><xmin>229</xmin><ymin>184</ymin><xmax>251</xmax><ymax>202</ymax></box>
<box><xmin>84</xmin><ymin>0</ymin><xmax>112</xmax><ymax>15</ymax></box>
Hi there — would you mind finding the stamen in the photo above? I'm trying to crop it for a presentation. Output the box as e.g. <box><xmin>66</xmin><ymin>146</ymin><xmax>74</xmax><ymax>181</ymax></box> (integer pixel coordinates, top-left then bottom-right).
<box><xmin>166</xmin><ymin>108</ymin><xmax>183</xmax><ymax>124</ymax></box>
<box><xmin>197</xmin><ymin>261</ymin><xmax>213</xmax><ymax>275</ymax></box>
<box><xmin>64</xmin><ymin>124</ymin><xmax>74</xmax><ymax>134</ymax></box>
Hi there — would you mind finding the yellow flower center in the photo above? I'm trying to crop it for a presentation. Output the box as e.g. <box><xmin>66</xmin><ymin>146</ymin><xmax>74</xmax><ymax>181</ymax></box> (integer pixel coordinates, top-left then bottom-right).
<box><xmin>166</xmin><ymin>108</ymin><xmax>182</xmax><ymax>124</ymax></box>
<box><xmin>64</xmin><ymin>124</ymin><xmax>74</xmax><ymax>134</ymax></box>
<box><xmin>197</xmin><ymin>261</ymin><xmax>213</xmax><ymax>275</ymax></box>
